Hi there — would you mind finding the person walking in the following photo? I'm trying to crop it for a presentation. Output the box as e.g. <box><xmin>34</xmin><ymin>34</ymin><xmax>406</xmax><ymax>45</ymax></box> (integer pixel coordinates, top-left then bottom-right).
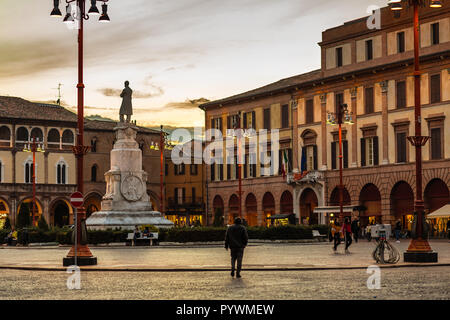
<box><xmin>342</xmin><ymin>217</ymin><xmax>353</xmax><ymax>254</ymax></box>
<box><xmin>394</xmin><ymin>220</ymin><xmax>402</xmax><ymax>243</ymax></box>
<box><xmin>331</xmin><ymin>221</ymin><xmax>342</xmax><ymax>253</ymax></box>
<box><xmin>351</xmin><ymin>219</ymin><xmax>360</xmax><ymax>243</ymax></box>
<box><xmin>225</xmin><ymin>217</ymin><xmax>248</xmax><ymax>278</ymax></box>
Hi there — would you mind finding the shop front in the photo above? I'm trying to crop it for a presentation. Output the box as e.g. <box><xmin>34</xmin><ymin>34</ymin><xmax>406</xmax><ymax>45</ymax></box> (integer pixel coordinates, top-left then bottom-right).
<box><xmin>426</xmin><ymin>204</ymin><xmax>450</xmax><ymax>238</ymax></box>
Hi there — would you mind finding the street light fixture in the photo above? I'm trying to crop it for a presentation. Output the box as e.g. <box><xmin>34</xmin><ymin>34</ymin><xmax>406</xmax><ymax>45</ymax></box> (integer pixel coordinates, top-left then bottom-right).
<box><xmin>51</xmin><ymin>0</ymin><xmax>63</xmax><ymax>17</ymax></box>
<box><xmin>387</xmin><ymin>0</ymin><xmax>440</xmax><ymax>263</ymax></box>
<box><xmin>327</xmin><ymin>104</ymin><xmax>354</xmax><ymax>224</ymax></box>
<box><xmin>88</xmin><ymin>0</ymin><xmax>100</xmax><ymax>15</ymax></box>
<box><xmin>23</xmin><ymin>137</ymin><xmax>45</xmax><ymax>227</ymax></box>
<box><xmin>51</xmin><ymin>0</ymin><xmax>111</xmax><ymax>267</ymax></box>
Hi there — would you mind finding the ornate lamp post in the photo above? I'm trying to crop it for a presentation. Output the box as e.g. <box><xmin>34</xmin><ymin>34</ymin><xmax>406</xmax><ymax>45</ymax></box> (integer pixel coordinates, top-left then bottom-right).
<box><xmin>150</xmin><ymin>125</ymin><xmax>175</xmax><ymax>215</ymax></box>
<box><xmin>51</xmin><ymin>0</ymin><xmax>111</xmax><ymax>266</ymax></box>
<box><xmin>327</xmin><ymin>104</ymin><xmax>354</xmax><ymax>224</ymax></box>
<box><xmin>387</xmin><ymin>0</ymin><xmax>440</xmax><ymax>262</ymax></box>
<box><xmin>23</xmin><ymin>138</ymin><xmax>45</xmax><ymax>227</ymax></box>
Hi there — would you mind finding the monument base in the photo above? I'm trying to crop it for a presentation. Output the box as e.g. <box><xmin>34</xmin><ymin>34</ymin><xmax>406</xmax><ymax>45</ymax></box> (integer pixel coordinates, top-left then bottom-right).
<box><xmin>63</xmin><ymin>256</ymin><xmax>98</xmax><ymax>267</ymax></box>
<box><xmin>403</xmin><ymin>252</ymin><xmax>438</xmax><ymax>263</ymax></box>
<box><xmin>86</xmin><ymin>210</ymin><xmax>173</xmax><ymax>230</ymax></box>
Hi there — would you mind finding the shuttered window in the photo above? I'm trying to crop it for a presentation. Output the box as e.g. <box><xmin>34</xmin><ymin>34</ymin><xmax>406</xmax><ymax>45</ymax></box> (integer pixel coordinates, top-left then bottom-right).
<box><xmin>396</xmin><ymin>132</ymin><xmax>407</xmax><ymax>163</ymax></box>
<box><xmin>430</xmin><ymin>74</ymin><xmax>441</xmax><ymax>104</ymax></box>
<box><xmin>336</xmin><ymin>47</ymin><xmax>343</xmax><ymax>67</ymax></box>
<box><xmin>397</xmin><ymin>32</ymin><xmax>405</xmax><ymax>53</ymax></box>
<box><xmin>365</xmin><ymin>87</ymin><xmax>374</xmax><ymax>114</ymax></box>
<box><xmin>431</xmin><ymin>128</ymin><xmax>442</xmax><ymax>160</ymax></box>
<box><xmin>335</xmin><ymin>93</ymin><xmax>343</xmax><ymax>115</ymax></box>
<box><xmin>396</xmin><ymin>81</ymin><xmax>406</xmax><ymax>109</ymax></box>
<box><xmin>431</xmin><ymin>23</ymin><xmax>439</xmax><ymax>45</ymax></box>
<box><xmin>281</xmin><ymin>104</ymin><xmax>289</xmax><ymax>128</ymax></box>
<box><xmin>305</xmin><ymin>99</ymin><xmax>314</xmax><ymax>124</ymax></box>
<box><xmin>366</xmin><ymin>40</ymin><xmax>373</xmax><ymax>61</ymax></box>
<box><xmin>361</xmin><ymin>137</ymin><xmax>378</xmax><ymax>167</ymax></box>
<box><xmin>331</xmin><ymin>141</ymin><xmax>348</xmax><ymax>170</ymax></box>
<box><xmin>243</xmin><ymin>111</ymin><xmax>255</xmax><ymax>129</ymax></box>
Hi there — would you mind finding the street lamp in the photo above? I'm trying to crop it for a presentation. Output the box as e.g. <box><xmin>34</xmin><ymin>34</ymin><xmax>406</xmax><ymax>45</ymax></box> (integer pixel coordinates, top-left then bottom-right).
<box><xmin>327</xmin><ymin>103</ymin><xmax>354</xmax><ymax>224</ymax></box>
<box><xmin>51</xmin><ymin>0</ymin><xmax>111</xmax><ymax>266</ymax></box>
<box><xmin>23</xmin><ymin>137</ymin><xmax>45</xmax><ymax>227</ymax></box>
<box><xmin>150</xmin><ymin>125</ymin><xmax>175</xmax><ymax>215</ymax></box>
<box><xmin>387</xmin><ymin>0</ymin><xmax>440</xmax><ymax>263</ymax></box>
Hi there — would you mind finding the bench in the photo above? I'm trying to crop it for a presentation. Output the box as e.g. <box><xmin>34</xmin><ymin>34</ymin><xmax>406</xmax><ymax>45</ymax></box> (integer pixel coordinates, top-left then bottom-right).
<box><xmin>312</xmin><ymin>230</ymin><xmax>327</xmax><ymax>240</ymax></box>
<box><xmin>126</xmin><ymin>232</ymin><xmax>159</xmax><ymax>246</ymax></box>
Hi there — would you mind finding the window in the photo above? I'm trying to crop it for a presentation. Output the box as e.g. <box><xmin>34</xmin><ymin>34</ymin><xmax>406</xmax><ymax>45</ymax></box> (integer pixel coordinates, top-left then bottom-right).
<box><xmin>430</xmin><ymin>74</ymin><xmax>441</xmax><ymax>104</ymax></box>
<box><xmin>191</xmin><ymin>188</ymin><xmax>196</xmax><ymax>204</ymax></box>
<box><xmin>396</xmin><ymin>132</ymin><xmax>407</xmax><ymax>163</ymax></box>
<box><xmin>25</xmin><ymin>161</ymin><xmax>33</xmax><ymax>184</ymax></box>
<box><xmin>431</xmin><ymin>23</ymin><xmax>439</xmax><ymax>45</ymax></box>
<box><xmin>17</xmin><ymin>127</ymin><xmax>29</xmax><ymax>142</ymax></box>
<box><xmin>0</xmin><ymin>160</ymin><xmax>3</xmax><ymax>182</ymax></box>
<box><xmin>305</xmin><ymin>99</ymin><xmax>314</xmax><ymax>124</ymax></box>
<box><xmin>211</xmin><ymin>164</ymin><xmax>223</xmax><ymax>181</ymax></box>
<box><xmin>245</xmin><ymin>154</ymin><xmax>256</xmax><ymax>178</ymax></box>
<box><xmin>90</xmin><ymin>138</ymin><xmax>97</xmax><ymax>152</ymax></box>
<box><xmin>210</xmin><ymin>164</ymin><xmax>215</xmax><ymax>181</ymax></box>
<box><xmin>263</xmin><ymin>108</ymin><xmax>271</xmax><ymax>130</ymax></box>
<box><xmin>366</xmin><ymin>40</ymin><xmax>373</xmax><ymax>61</ymax></box>
<box><xmin>331</xmin><ymin>140</ymin><xmax>348</xmax><ymax>170</ymax></box>
<box><xmin>227</xmin><ymin>114</ymin><xmax>240</xmax><ymax>130</ymax></box>
<box><xmin>174</xmin><ymin>188</ymin><xmax>185</xmax><ymax>204</ymax></box>
<box><xmin>430</xmin><ymin>127</ymin><xmax>442</xmax><ymax>160</ymax></box>
<box><xmin>260</xmin><ymin>151</ymin><xmax>273</xmax><ymax>176</ymax></box>
<box><xmin>336</xmin><ymin>47</ymin><xmax>343</xmax><ymax>67</ymax></box>
<box><xmin>165</xmin><ymin>163</ymin><xmax>169</xmax><ymax>176</ymax></box>
<box><xmin>57</xmin><ymin>162</ymin><xmax>67</xmax><ymax>184</ymax></box>
<box><xmin>397</xmin><ymin>32</ymin><xmax>405</xmax><ymax>53</ymax></box>
<box><xmin>62</xmin><ymin>130</ymin><xmax>74</xmax><ymax>144</ymax></box>
<box><xmin>91</xmin><ymin>165</ymin><xmax>98</xmax><ymax>182</ymax></box>
<box><xmin>211</xmin><ymin>117</ymin><xmax>223</xmax><ymax>132</ymax></box>
<box><xmin>365</xmin><ymin>87</ymin><xmax>374</xmax><ymax>114</ymax></box>
<box><xmin>281</xmin><ymin>104</ymin><xmax>289</xmax><ymax>128</ymax></box>
<box><xmin>174</xmin><ymin>163</ymin><xmax>185</xmax><ymax>175</ymax></box>
<box><xmin>301</xmin><ymin>145</ymin><xmax>317</xmax><ymax>172</ymax></box>
<box><xmin>243</xmin><ymin>111</ymin><xmax>255</xmax><ymax>129</ymax></box>
<box><xmin>278</xmin><ymin>149</ymin><xmax>293</xmax><ymax>175</ymax></box>
<box><xmin>335</xmin><ymin>93</ymin><xmax>344</xmax><ymax>115</ymax></box>
<box><xmin>396</xmin><ymin>81</ymin><xmax>406</xmax><ymax>109</ymax></box>
<box><xmin>190</xmin><ymin>164</ymin><xmax>198</xmax><ymax>175</ymax></box>
<box><xmin>361</xmin><ymin>136</ymin><xmax>379</xmax><ymax>167</ymax></box>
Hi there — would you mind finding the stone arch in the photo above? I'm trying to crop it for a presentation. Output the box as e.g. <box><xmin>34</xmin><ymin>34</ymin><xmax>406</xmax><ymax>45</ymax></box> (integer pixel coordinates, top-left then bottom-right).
<box><xmin>299</xmin><ymin>188</ymin><xmax>319</xmax><ymax>225</ymax></box>
<box><xmin>0</xmin><ymin>197</ymin><xmax>10</xmax><ymax>229</ymax></box>
<box><xmin>50</xmin><ymin>198</ymin><xmax>72</xmax><ymax>227</ymax></box>
<box><xmin>424</xmin><ymin>178</ymin><xmax>449</xmax><ymax>213</ymax></box>
<box><xmin>30</xmin><ymin>127</ymin><xmax>43</xmax><ymax>141</ymax></box>
<box><xmin>16</xmin><ymin>127</ymin><xmax>29</xmax><ymax>142</ymax></box>
<box><xmin>329</xmin><ymin>186</ymin><xmax>351</xmax><ymax>206</ymax></box>
<box><xmin>423</xmin><ymin>168</ymin><xmax>450</xmax><ymax>192</ymax></box>
<box><xmin>84</xmin><ymin>192</ymin><xmax>102</xmax><ymax>218</ymax></box>
<box><xmin>228</xmin><ymin>194</ymin><xmax>239</xmax><ymax>225</ymax></box>
<box><xmin>62</xmin><ymin>129</ymin><xmax>74</xmax><ymax>144</ymax></box>
<box><xmin>47</xmin><ymin>128</ymin><xmax>60</xmax><ymax>148</ymax></box>
<box><xmin>390</xmin><ymin>181</ymin><xmax>414</xmax><ymax>229</ymax></box>
<box><xmin>17</xmin><ymin>197</ymin><xmax>43</xmax><ymax>227</ymax></box>
<box><xmin>359</xmin><ymin>183</ymin><xmax>382</xmax><ymax>226</ymax></box>
<box><xmin>262</xmin><ymin>192</ymin><xmax>275</xmax><ymax>226</ymax></box>
<box><xmin>245</xmin><ymin>193</ymin><xmax>257</xmax><ymax>226</ymax></box>
<box><xmin>212</xmin><ymin>195</ymin><xmax>224</xmax><ymax>215</ymax></box>
<box><xmin>0</xmin><ymin>126</ymin><xmax>11</xmax><ymax>142</ymax></box>
<box><xmin>280</xmin><ymin>190</ymin><xmax>293</xmax><ymax>214</ymax></box>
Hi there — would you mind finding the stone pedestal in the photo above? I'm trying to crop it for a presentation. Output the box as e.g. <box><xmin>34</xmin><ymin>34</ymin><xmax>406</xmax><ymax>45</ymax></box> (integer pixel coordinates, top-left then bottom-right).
<box><xmin>86</xmin><ymin>123</ymin><xmax>173</xmax><ymax>230</ymax></box>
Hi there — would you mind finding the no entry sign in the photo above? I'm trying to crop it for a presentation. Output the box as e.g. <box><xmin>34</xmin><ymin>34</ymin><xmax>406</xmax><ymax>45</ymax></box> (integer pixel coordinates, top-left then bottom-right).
<box><xmin>70</xmin><ymin>192</ymin><xmax>84</xmax><ymax>208</ymax></box>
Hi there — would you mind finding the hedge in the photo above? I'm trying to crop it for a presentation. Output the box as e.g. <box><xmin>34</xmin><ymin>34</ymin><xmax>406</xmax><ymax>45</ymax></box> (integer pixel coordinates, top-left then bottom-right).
<box><xmin>8</xmin><ymin>225</ymin><xmax>330</xmax><ymax>245</ymax></box>
<box><xmin>0</xmin><ymin>229</ymin><xmax>10</xmax><ymax>244</ymax></box>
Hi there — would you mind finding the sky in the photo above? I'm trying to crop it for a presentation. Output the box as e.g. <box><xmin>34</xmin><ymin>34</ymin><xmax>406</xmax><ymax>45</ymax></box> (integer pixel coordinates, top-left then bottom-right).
<box><xmin>0</xmin><ymin>0</ymin><xmax>387</xmax><ymax>127</ymax></box>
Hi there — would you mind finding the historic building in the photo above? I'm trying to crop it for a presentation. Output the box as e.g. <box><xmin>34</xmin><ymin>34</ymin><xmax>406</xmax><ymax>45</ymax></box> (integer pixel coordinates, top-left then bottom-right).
<box><xmin>164</xmin><ymin>140</ymin><xmax>207</xmax><ymax>226</ymax></box>
<box><xmin>0</xmin><ymin>96</ymin><xmax>161</xmax><ymax>228</ymax></box>
<box><xmin>200</xmin><ymin>5</ymin><xmax>450</xmax><ymax>229</ymax></box>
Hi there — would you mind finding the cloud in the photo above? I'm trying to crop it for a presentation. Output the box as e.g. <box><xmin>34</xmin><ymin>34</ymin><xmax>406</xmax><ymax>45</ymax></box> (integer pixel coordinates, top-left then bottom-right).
<box><xmin>98</xmin><ymin>82</ymin><xmax>164</xmax><ymax>99</ymax></box>
<box><xmin>163</xmin><ymin>98</ymin><xmax>210</xmax><ymax>110</ymax></box>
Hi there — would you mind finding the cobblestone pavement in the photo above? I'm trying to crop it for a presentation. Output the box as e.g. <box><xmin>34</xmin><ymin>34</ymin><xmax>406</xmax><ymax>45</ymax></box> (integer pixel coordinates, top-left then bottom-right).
<box><xmin>0</xmin><ymin>267</ymin><xmax>449</xmax><ymax>300</ymax></box>
<box><xmin>0</xmin><ymin>240</ymin><xmax>448</xmax><ymax>269</ymax></box>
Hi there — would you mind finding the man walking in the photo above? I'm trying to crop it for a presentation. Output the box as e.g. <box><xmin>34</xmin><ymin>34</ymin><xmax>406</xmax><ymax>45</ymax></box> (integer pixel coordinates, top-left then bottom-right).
<box><xmin>342</xmin><ymin>217</ymin><xmax>353</xmax><ymax>254</ymax></box>
<box><xmin>351</xmin><ymin>218</ymin><xmax>360</xmax><ymax>243</ymax></box>
<box><xmin>225</xmin><ymin>217</ymin><xmax>248</xmax><ymax>278</ymax></box>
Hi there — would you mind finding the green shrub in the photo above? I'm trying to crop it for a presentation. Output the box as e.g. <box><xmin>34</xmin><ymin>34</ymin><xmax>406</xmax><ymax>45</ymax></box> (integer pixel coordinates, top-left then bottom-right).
<box><xmin>0</xmin><ymin>229</ymin><xmax>10</xmax><ymax>244</ymax></box>
<box><xmin>17</xmin><ymin>202</ymin><xmax>31</xmax><ymax>229</ymax></box>
<box><xmin>38</xmin><ymin>216</ymin><xmax>49</xmax><ymax>231</ymax></box>
<box><xmin>165</xmin><ymin>227</ymin><xmax>226</xmax><ymax>242</ymax></box>
<box><xmin>3</xmin><ymin>217</ymin><xmax>11</xmax><ymax>230</ymax></box>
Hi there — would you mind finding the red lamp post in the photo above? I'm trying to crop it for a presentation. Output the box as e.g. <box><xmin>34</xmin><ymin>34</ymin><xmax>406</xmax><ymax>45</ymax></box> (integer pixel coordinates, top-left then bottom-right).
<box><xmin>51</xmin><ymin>0</ymin><xmax>111</xmax><ymax>266</ymax></box>
<box><xmin>327</xmin><ymin>104</ymin><xmax>354</xmax><ymax>224</ymax></box>
<box><xmin>23</xmin><ymin>138</ymin><xmax>45</xmax><ymax>227</ymax></box>
<box><xmin>388</xmin><ymin>0</ymin><xmax>440</xmax><ymax>262</ymax></box>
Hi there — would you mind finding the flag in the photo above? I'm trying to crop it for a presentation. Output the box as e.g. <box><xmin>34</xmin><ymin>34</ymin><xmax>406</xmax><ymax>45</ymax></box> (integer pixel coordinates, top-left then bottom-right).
<box><xmin>281</xmin><ymin>149</ymin><xmax>289</xmax><ymax>179</ymax></box>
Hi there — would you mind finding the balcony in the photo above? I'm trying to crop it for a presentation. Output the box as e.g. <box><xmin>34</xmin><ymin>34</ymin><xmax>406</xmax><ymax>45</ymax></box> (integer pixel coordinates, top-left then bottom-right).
<box><xmin>167</xmin><ymin>197</ymin><xmax>204</xmax><ymax>209</ymax></box>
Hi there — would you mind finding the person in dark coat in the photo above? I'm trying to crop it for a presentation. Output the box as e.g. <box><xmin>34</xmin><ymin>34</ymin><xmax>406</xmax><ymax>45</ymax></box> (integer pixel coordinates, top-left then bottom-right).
<box><xmin>351</xmin><ymin>219</ymin><xmax>360</xmax><ymax>243</ymax></box>
<box><xmin>342</xmin><ymin>217</ymin><xmax>352</xmax><ymax>254</ymax></box>
<box><xmin>225</xmin><ymin>217</ymin><xmax>248</xmax><ymax>278</ymax></box>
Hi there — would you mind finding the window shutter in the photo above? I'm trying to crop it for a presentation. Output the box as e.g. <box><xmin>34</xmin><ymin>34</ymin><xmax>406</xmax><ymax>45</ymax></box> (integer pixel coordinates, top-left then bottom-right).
<box><xmin>192</xmin><ymin>188</ymin><xmax>196</xmax><ymax>203</ymax></box>
<box><xmin>227</xmin><ymin>116</ymin><xmax>231</xmax><ymax>130</ymax></box>
<box><xmin>431</xmin><ymin>128</ymin><xmax>442</xmax><ymax>159</ymax></box>
<box><xmin>219</xmin><ymin>118</ymin><xmax>223</xmax><ymax>132</ymax></box>
<box><xmin>219</xmin><ymin>164</ymin><xmax>223</xmax><ymax>181</ymax></box>
<box><xmin>210</xmin><ymin>165</ymin><xmax>215</xmax><ymax>181</ymax></box>
<box><xmin>252</xmin><ymin>163</ymin><xmax>257</xmax><ymax>177</ymax></box>
<box><xmin>335</xmin><ymin>93</ymin><xmax>343</xmax><ymax>115</ymax></box>
<box><xmin>288</xmin><ymin>149</ymin><xmax>293</xmax><ymax>171</ymax></box>
<box><xmin>373</xmin><ymin>136</ymin><xmax>379</xmax><ymax>166</ymax></box>
<box><xmin>174</xmin><ymin>164</ymin><xmax>178</xmax><ymax>175</ymax></box>
<box><xmin>396</xmin><ymin>81</ymin><xmax>406</xmax><ymax>109</ymax></box>
<box><xmin>57</xmin><ymin>165</ymin><xmax>61</xmax><ymax>184</ymax></box>
<box><xmin>227</xmin><ymin>164</ymin><xmax>231</xmax><ymax>180</ymax></box>
<box><xmin>62</xmin><ymin>165</ymin><xmax>66</xmax><ymax>184</ymax></box>
<box><xmin>252</xmin><ymin>111</ymin><xmax>256</xmax><ymax>129</ymax></box>
<box><xmin>174</xmin><ymin>188</ymin><xmax>178</xmax><ymax>204</ymax></box>
<box><xmin>430</xmin><ymin>74</ymin><xmax>441</xmax><ymax>104</ymax></box>
<box><xmin>243</xmin><ymin>113</ymin><xmax>247</xmax><ymax>129</ymax></box>
<box><xmin>278</xmin><ymin>149</ymin><xmax>282</xmax><ymax>175</ymax></box>
<box><xmin>264</xmin><ymin>108</ymin><xmax>271</xmax><ymax>130</ymax></box>
<box><xmin>301</xmin><ymin>147</ymin><xmax>306</xmax><ymax>172</ymax></box>
<box><xmin>343</xmin><ymin>140</ymin><xmax>348</xmax><ymax>169</ymax></box>
<box><xmin>313</xmin><ymin>145</ymin><xmax>318</xmax><ymax>170</ymax></box>
<box><xmin>211</xmin><ymin>118</ymin><xmax>214</xmax><ymax>130</ymax></box>
<box><xmin>235</xmin><ymin>159</ymin><xmax>239</xmax><ymax>179</ymax></box>
<box><xmin>306</xmin><ymin>99</ymin><xmax>314</xmax><ymax>124</ymax></box>
<box><xmin>361</xmin><ymin>138</ymin><xmax>366</xmax><ymax>167</ymax></box>
<box><xmin>182</xmin><ymin>188</ymin><xmax>186</xmax><ymax>203</ymax></box>
<box><xmin>365</xmin><ymin>88</ymin><xmax>374</xmax><ymax>114</ymax></box>
<box><xmin>281</xmin><ymin>105</ymin><xmax>289</xmax><ymax>128</ymax></box>
<box><xmin>331</xmin><ymin>142</ymin><xmax>337</xmax><ymax>170</ymax></box>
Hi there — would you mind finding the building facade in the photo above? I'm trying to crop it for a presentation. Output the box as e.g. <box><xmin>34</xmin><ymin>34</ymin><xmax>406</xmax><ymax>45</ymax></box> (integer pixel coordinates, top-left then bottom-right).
<box><xmin>200</xmin><ymin>5</ymin><xmax>450</xmax><ymax>230</ymax></box>
<box><xmin>0</xmin><ymin>96</ymin><xmax>162</xmax><ymax>228</ymax></box>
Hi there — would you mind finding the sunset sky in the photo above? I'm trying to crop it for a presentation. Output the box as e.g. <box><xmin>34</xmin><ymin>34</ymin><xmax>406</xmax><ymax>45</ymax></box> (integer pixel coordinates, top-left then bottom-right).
<box><xmin>0</xmin><ymin>0</ymin><xmax>386</xmax><ymax>127</ymax></box>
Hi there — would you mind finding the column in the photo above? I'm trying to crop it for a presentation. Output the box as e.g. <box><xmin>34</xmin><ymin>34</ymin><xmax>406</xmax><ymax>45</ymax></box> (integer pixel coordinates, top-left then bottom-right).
<box><xmin>380</xmin><ymin>80</ymin><xmax>389</xmax><ymax>165</ymax></box>
<box><xmin>320</xmin><ymin>94</ymin><xmax>327</xmax><ymax>171</ymax></box>
<box><xmin>350</xmin><ymin>87</ymin><xmax>358</xmax><ymax>168</ymax></box>
<box><xmin>292</xmin><ymin>99</ymin><xmax>299</xmax><ymax>171</ymax></box>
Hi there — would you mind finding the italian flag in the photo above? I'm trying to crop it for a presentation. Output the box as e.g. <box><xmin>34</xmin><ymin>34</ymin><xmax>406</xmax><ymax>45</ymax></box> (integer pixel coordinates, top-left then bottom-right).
<box><xmin>281</xmin><ymin>149</ymin><xmax>289</xmax><ymax>179</ymax></box>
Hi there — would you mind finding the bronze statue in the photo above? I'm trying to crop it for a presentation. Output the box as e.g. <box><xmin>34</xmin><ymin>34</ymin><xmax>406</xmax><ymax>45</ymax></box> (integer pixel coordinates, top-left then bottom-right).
<box><xmin>120</xmin><ymin>81</ymin><xmax>133</xmax><ymax>123</ymax></box>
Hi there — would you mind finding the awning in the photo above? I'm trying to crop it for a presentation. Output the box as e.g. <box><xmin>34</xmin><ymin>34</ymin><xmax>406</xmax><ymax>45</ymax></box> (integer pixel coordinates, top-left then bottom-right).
<box><xmin>267</xmin><ymin>214</ymin><xmax>294</xmax><ymax>220</ymax></box>
<box><xmin>427</xmin><ymin>204</ymin><xmax>450</xmax><ymax>218</ymax></box>
<box><xmin>313</xmin><ymin>206</ymin><xmax>356</xmax><ymax>214</ymax></box>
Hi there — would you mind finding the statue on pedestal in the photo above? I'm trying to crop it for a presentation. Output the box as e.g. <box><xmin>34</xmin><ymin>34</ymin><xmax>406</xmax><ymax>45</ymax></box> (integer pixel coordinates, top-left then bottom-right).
<box><xmin>120</xmin><ymin>81</ymin><xmax>133</xmax><ymax>123</ymax></box>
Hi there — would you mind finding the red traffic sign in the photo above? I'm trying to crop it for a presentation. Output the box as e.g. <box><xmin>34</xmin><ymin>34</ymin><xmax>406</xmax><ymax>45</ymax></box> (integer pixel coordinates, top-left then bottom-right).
<box><xmin>70</xmin><ymin>192</ymin><xmax>84</xmax><ymax>208</ymax></box>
